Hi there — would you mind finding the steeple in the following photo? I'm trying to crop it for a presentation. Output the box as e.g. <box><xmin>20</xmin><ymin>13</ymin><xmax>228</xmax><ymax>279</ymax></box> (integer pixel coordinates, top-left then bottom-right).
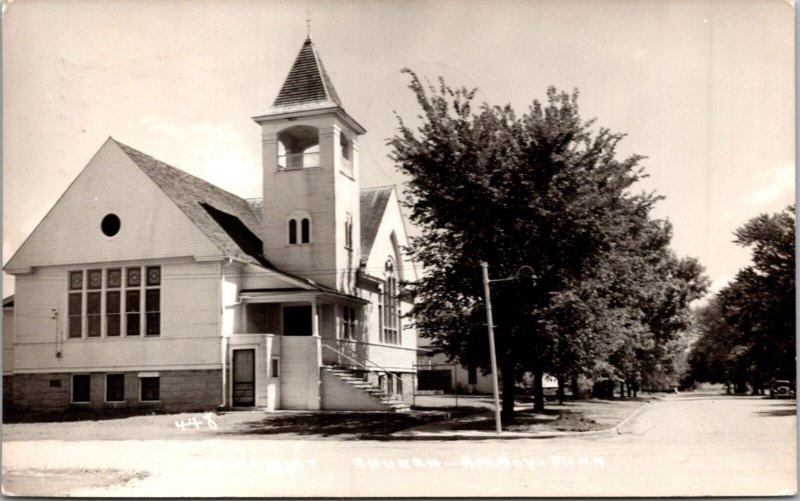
<box><xmin>253</xmin><ymin>36</ymin><xmax>365</xmax><ymax>293</ymax></box>
<box><xmin>269</xmin><ymin>38</ymin><xmax>342</xmax><ymax>113</ymax></box>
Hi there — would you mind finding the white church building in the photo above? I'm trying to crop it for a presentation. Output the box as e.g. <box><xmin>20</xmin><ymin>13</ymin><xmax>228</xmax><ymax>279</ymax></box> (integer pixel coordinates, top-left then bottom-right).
<box><xmin>3</xmin><ymin>37</ymin><xmax>418</xmax><ymax>413</ymax></box>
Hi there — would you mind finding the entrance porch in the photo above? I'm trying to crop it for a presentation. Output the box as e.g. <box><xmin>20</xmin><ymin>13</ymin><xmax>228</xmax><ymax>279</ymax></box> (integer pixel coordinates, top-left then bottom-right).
<box><xmin>225</xmin><ymin>289</ymin><xmax>406</xmax><ymax>411</ymax></box>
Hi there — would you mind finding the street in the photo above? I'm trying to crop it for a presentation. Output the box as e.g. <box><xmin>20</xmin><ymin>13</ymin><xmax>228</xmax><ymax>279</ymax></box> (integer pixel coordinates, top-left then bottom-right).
<box><xmin>3</xmin><ymin>390</ymin><xmax>796</xmax><ymax>497</ymax></box>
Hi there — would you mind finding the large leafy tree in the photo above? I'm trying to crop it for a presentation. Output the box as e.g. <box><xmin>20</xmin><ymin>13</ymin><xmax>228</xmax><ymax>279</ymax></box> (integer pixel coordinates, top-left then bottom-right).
<box><xmin>688</xmin><ymin>205</ymin><xmax>795</xmax><ymax>390</ymax></box>
<box><xmin>390</xmin><ymin>71</ymin><xmax>702</xmax><ymax>419</ymax></box>
<box><xmin>687</xmin><ymin>298</ymin><xmax>750</xmax><ymax>391</ymax></box>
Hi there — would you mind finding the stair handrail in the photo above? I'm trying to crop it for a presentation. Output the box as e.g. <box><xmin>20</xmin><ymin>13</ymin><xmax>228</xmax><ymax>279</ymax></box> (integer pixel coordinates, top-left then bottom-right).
<box><xmin>321</xmin><ymin>342</ymin><xmax>404</xmax><ymax>391</ymax></box>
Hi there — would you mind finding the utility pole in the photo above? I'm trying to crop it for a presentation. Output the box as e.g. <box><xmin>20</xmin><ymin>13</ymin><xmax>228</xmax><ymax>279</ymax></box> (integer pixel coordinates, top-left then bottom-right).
<box><xmin>480</xmin><ymin>261</ymin><xmax>503</xmax><ymax>434</ymax></box>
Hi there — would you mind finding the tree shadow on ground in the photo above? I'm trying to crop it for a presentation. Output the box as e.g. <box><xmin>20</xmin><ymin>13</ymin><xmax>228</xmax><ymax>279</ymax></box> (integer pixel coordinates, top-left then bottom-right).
<box><xmin>549</xmin><ymin>397</ymin><xmax>649</xmax><ymax>405</ymax></box>
<box><xmin>217</xmin><ymin>410</ymin><xmax>477</xmax><ymax>438</ymax></box>
<box><xmin>452</xmin><ymin>407</ymin><xmax>598</xmax><ymax>433</ymax></box>
<box><xmin>672</xmin><ymin>393</ymin><xmax>759</xmax><ymax>400</ymax></box>
<box><xmin>756</xmin><ymin>405</ymin><xmax>796</xmax><ymax>417</ymax></box>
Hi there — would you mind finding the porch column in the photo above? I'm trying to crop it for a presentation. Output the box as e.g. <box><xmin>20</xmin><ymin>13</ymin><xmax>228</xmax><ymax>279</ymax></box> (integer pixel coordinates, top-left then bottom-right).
<box><xmin>311</xmin><ymin>300</ymin><xmax>320</xmax><ymax>337</ymax></box>
<box><xmin>311</xmin><ymin>299</ymin><xmax>322</xmax><ymax>370</ymax></box>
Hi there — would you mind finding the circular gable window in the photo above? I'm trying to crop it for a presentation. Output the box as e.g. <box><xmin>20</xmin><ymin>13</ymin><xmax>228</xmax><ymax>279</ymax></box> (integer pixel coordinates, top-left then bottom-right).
<box><xmin>101</xmin><ymin>214</ymin><xmax>121</xmax><ymax>237</ymax></box>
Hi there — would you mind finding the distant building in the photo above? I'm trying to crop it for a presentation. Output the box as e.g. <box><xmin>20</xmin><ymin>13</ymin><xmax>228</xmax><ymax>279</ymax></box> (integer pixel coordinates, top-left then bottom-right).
<box><xmin>3</xmin><ymin>37</ymin><xmax>418</xmax><ymax>413</ymax></box>
<box><xmin>416</xmin><ymin>346</ymin><xmax>559</xmax><ymax>395</ymax></box>
<box><xmin>416</xmin><ymin>348</ymin><xmax>495</xmax><ymax>394</ymax></box>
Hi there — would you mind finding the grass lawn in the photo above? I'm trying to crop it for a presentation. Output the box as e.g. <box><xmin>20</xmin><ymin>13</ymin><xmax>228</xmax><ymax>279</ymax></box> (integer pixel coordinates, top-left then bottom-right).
<box><xmin>447</xmin><ymin>398</ymin><xmax>648</xmax><ymax>433</ymax></box>
<box><xmin>2</xmin><ymin>395</ymin><xmax>648</xmax><ymax>440</ymax></box>
<box><xmin>2</xmin><ymin>468</ymin><xmax>148</xmax><ymax>497</ymax></box>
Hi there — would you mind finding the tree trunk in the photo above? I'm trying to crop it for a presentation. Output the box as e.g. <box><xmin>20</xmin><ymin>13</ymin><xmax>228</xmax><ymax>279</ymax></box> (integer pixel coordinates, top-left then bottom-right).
<box><xmin>571</xmin><ymin>377</ymin><xmax>579</xmax><ymax>400</ymax></box>
<box><xmin>620</xmin><ymin>380</ymin><xmax>626</xmax><ymax>398</ymax></box>
<box><xmin>500</xmin><ymin>358</ymin><xmax>515</xmax><ymax>424</ymax></box>
<box><xmin>557</xmin><ymin>377</ymin><xmax>565</xmax><ymax>405</ymax></box>
<box><xmin>533</xmin><ymin>366</ymin><xmax>545</xmax><ymax>412</ymax></box>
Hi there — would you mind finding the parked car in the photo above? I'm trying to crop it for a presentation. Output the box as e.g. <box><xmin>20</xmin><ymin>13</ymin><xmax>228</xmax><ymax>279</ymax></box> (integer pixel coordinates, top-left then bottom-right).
<box><xmin>769</xmin><ymin>380</ymin><xmax>796</xmax><ymax>399</ymax></box>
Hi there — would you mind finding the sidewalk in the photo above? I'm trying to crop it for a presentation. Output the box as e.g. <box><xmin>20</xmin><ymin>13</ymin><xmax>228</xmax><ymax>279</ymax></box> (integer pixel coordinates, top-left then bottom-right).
<box><xmin>386</xmin><ymin>398</ymin><xmax>653</xmax><ymax>440</ymax></box>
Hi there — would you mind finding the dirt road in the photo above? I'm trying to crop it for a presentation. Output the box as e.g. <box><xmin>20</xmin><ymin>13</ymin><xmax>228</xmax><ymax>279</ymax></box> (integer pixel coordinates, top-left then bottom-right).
<box><xmin>3</xmin><ymin>391</ymin><xmax>795</xmax><ymax>496</ymax></box>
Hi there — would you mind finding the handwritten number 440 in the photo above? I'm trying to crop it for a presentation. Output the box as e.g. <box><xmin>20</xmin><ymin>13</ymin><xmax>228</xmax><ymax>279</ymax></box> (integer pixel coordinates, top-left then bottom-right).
<box><xmin>175</xmin><ymin>413</ymin><xmax>218</xmax><ymax>431</ymax></box>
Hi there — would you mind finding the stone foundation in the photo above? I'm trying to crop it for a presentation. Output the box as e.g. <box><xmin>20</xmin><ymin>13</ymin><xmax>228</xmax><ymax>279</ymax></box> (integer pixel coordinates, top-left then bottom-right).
<box><xmin>3</xmin><ymin>375</ymin><xmax>13</xmax><ymax>411</ymax></box>
<box><xmin>10</xmin><ymin>369</ymin><xmax>222</xmax><ymax>413</ymax></box>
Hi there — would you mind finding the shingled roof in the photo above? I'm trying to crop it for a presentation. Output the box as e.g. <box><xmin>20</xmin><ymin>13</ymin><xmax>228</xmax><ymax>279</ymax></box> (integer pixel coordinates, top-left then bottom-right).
<box><xmin>271</xmin><ymin>38</ymin><xmax>342</xmax><ymax>112</ymax></box>
<box><xmin>115</xmin><ymin>139</ymin><xmax>272</xmax><ymax>267</ymax></box>
<box><xmin>360</xmin><ymin>186</ymin><xmax>394</xmax><ymax>263</ymax></box>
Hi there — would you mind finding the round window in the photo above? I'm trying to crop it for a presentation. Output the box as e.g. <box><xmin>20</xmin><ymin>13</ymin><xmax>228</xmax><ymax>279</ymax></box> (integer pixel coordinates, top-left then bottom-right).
<box><xmin>101</xmin><ymin>214</ymin><xmax>121</xmax><ymax>237</ymax></box>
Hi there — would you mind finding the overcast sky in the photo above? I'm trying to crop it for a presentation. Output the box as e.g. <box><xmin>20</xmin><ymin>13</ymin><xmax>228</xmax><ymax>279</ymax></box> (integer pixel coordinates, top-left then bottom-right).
<box><xmin>2</xmin><ymin>0</ymin><xmax>794</xmax><ymax>298</ymax></box>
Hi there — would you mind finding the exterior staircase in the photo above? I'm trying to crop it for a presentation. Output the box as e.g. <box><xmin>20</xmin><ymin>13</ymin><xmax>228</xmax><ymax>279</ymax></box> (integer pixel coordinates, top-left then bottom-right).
<box><xmin>321</xmin><ymin>366</ymin><xmax>411</xmax><ymax>412</ymax></box>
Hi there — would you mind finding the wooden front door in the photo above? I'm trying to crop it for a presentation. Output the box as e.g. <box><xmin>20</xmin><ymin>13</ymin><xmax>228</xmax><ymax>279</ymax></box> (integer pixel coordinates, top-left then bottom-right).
<box><xmin>232</xmin><ymin>349</ymin><xmax>255</xmax><ymax>407</ymax></box>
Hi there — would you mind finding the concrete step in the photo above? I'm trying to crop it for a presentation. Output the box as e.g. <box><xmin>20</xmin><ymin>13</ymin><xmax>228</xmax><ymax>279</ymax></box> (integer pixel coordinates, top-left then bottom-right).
<box><xmin>323</xmin><ymin>365</ymin><xmax>409</xmax><ymax>412</ymax></box>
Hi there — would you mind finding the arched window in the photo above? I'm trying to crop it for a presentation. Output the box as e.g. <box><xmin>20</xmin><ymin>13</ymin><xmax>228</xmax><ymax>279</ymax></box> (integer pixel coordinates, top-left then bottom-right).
<box><xmin>287</xmin><ymin>211</ymin><xmax>312</xmax><ymax>245</ymax></box>
<box><xmin>277</xmin><ymin>125</ymin><xmax>320</xmax><ymax>170</ymax></box>
<box><xmin>380</xmin><ymin>259</ymin><xmax>400</xmax><ymax>345</ymax></box>
<box><xmin>344</xmin><ymin>213</ymin><xmax>353</xmax><ymax>250</ymax></box>
<box><xmin>340</xmin><ymin>132</ymin><xmax>352</xmax><ymax>162</ymax></box>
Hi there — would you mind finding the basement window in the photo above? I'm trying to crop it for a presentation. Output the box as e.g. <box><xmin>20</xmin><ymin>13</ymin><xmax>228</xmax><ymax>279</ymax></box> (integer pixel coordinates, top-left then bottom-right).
<box><xmin>106</xmin><ymin>374</ymin><xmax>125</xmax><ymax>402</ymax></box>
<box><xmin>140</xmin><ymin>377</ymin><xmax>160</xmax><ymax>402</ymax></box>
<box><xmin>72</xmin><ymin>375</ymin><xmax>90</xmax><ymax>403</ymax></box>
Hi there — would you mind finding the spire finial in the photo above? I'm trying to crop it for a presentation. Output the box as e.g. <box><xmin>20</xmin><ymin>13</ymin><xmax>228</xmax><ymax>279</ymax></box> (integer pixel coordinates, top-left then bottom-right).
<box><xmin>306</xmin><ymin>11</ymin><xmax>312</xmax><ymax>39</ymax></box>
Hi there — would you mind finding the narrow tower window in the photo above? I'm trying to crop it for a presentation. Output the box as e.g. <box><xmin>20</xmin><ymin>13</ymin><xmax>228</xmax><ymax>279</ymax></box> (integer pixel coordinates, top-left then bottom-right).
<box><xmin>288</xmin><ymin>212</ymin><xmax>312</xmax><ymax>245</ymax></box>
<box><xmin>344</xmin><ymin>213</ymin><xmax>353</xmax><ymax>250</ymax></box>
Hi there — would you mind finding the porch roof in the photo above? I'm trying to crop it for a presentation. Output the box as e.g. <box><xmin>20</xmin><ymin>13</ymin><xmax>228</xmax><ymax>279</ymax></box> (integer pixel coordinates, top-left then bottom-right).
<box><xmin>239</xmin><ymin>288</ymin><xmax>368</xmax><ymax>306</ymax></box>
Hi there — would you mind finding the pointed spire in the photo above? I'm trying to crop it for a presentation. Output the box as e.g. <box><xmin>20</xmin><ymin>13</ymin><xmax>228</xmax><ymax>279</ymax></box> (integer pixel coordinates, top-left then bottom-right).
<box><xmin>270</xmin><ymin>37</ymin><xmax>342</xmax><ymax>112</ymax></box>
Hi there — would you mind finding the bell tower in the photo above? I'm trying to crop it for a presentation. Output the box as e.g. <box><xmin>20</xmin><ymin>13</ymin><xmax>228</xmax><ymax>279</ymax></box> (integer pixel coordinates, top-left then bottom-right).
<box><xmin>254</xmin><ymin>37</ymin><xmax>365</xmax><ymax>293</ymax></box>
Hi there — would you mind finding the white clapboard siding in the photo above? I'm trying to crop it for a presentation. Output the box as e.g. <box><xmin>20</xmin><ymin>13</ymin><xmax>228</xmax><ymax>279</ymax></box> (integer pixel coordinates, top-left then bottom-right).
<box><xmin>2</xmin><ymin>310</ymin><xmax>14</xmax><ymax>375</ymax></box>
<box><xmin>12</xmin><ymin>260</ymin><xmax>222</xmax><ymax>372</ymax></box>
<box><xmin>5</xmin><ymin>139</ymin><xmax>221</xmax><ymax>274</ymax></box>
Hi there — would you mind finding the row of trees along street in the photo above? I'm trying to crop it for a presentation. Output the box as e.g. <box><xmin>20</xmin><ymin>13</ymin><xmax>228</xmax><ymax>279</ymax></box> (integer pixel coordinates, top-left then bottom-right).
<box><xmin>389</xmin><ymin>71</ymin><xmax>710</xmax><ymax>422</ymax></box>
<box><xmin>686</xmin><ymin>205</ymin><xmax>795</xmax><ymax>394</ymax></box>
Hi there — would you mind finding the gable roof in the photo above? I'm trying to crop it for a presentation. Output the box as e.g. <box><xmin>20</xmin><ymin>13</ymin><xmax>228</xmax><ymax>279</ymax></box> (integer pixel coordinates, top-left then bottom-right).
<box><xmin>115</xmin><ymin>139</ymin><xmax>271</xmax><ymax>267</ymax></box>
<box><xmin>271</xmin><ymin>38</ymin><xmax>342</xmax><ymax>112</ymax></box>
<box><xmin>114</xmin><ymin>140</ymin><xmax>351</xmax><ymax>295</ymax></box>
<box><xmin>360</xmin><ymin>186</ymin><xmax>394</xmax><ymax>263</ymax></box>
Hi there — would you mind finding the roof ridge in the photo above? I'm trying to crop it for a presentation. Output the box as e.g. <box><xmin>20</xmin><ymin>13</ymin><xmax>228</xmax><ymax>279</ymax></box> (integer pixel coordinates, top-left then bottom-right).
<box><xmin>113</xmin><ymin>139</ymin><xmax>250</xmax><ymax>204</ymax></box>
<box><xmin>112</xmin><ymin>138</ymin><xmax>271</xmax><ymax>268</ymax></box>
<box><xmin>309</xmin><ymin>39</ymin><xmax>342</xmax><ymax>106</ymax></box>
